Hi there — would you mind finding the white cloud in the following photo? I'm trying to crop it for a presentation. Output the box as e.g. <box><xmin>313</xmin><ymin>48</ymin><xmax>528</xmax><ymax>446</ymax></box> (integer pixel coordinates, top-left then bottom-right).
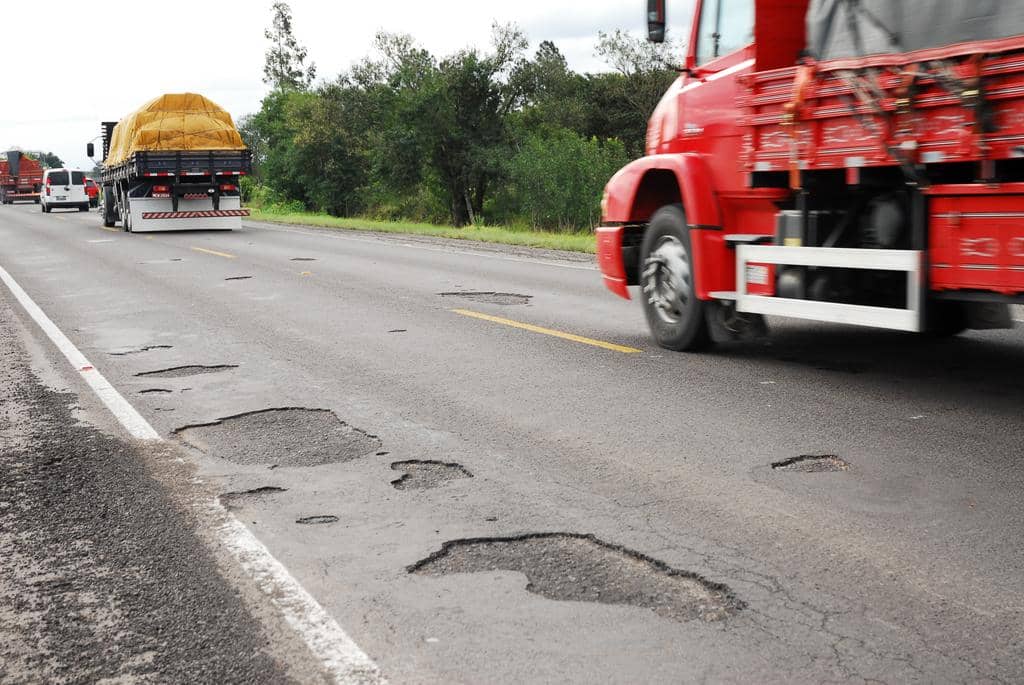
<box><xmin>0</xmin><ymin>0</ymin><xmax>692</xmax><ymax>170</ymax></box>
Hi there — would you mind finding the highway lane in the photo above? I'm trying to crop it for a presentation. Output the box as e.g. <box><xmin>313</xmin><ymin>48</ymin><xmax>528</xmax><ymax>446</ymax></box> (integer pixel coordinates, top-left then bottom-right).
<box><xmin>1</xmin><ymin>201</ymin><xmax>1023</xmax><ymax>682</ymax></box>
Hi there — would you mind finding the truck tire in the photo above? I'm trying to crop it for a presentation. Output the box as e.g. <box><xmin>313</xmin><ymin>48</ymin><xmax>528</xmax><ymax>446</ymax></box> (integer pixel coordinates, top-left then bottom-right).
<box><xmin>639</xmin><ymin>204</ymin><xmax>711</xmax><ymax>351</ymax></box>
<box><xmin>102</xmin><ymin>187</ymin><xmax>117</xmax><ymax>227</ymax></box>
<box><xmin>122</xmin><ymin>197</ymin><xmax>132</xmax><ymax>232</ymax></box>
<box><xmin>924</xmin><ymin>301</ymin><xmax>967</xmax><ymax>337</ymax></box>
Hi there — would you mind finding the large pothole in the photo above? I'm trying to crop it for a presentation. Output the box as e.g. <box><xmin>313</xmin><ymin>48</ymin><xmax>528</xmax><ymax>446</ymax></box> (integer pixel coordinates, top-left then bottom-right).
<box><xmin>409</xmin><ymin>533</ymin><xmax>743</xmax><ymax>622</ymax></box>
<box><xmin>391</xmin><ymin>460</ymin><xmax>473</xmax><ymax>490</ymax></box>
<box><xmin>772</xmin><ymin>455</ymin><xmax>850</xmax><ymax>473</ymax></box>
<box><xmin>136</xmin><ymin>365</ymin><xmax>237</xmax><ymax>379</ymax></box>
<box><xmin>439</xmin><ymin>291</ymin><xmax>532</xmax><ymax>306</ymax></box>
<box><xmin>174</xmin><ymin>408</ymin><xmax>381</xmax><ymax>467</ymax></box>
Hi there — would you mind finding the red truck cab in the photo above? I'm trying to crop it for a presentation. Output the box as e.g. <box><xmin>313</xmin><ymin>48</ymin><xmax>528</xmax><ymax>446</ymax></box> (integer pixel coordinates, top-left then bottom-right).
<box><xmin>598</xmin><ymin>1</ymin><xmax>1024</xmax><ymax>350</ymax></box>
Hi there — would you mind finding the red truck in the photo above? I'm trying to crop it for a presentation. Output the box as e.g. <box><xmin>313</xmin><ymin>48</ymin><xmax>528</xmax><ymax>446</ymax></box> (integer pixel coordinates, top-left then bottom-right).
<box><xmin>0</xmin><ymin>151</ymin><xmax>43</xmax><ymax>205</ymax></box>
<box><xmin>597</xmin><ymin>1</ymin><xmax>1024</xmax><ymax>350</ymax></box>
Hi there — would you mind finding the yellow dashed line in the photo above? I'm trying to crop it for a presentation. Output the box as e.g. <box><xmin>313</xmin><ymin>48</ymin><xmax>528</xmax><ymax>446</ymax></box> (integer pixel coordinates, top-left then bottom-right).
<box><xmin>452</xmin><ymin>309</ymin><xmax>642</xmax><ymax>354</ymax></box>
<box><xmin>191</xmin><ymin>246</ymin><xmax>236</xmax><ymax>259</ymax></box>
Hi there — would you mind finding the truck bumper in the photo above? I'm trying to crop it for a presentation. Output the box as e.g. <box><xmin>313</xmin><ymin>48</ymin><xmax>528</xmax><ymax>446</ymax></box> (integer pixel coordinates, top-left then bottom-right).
<box><xmin>129</xmin><ymin>197</ymin><xmax>247</xmax><ymax>232</ymax></box>
<box><xmin>596</xmin><ymin>226</ymin><xmax>631</xmax><ymax>300</ymax></box>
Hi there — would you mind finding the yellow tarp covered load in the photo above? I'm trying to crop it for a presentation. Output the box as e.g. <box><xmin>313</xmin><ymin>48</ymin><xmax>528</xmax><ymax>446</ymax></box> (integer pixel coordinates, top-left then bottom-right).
<box><xmin>104</xmin><ymin>93</ymin><xmax>247</xmax><ymax>167</ymax></box>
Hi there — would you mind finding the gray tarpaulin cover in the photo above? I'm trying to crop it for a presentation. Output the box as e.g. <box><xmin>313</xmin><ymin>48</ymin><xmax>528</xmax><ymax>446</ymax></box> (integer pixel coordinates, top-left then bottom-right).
<box><xmin>807</xmin><ymin>0</ymin><xmax>1024</xmax><ymax>61</ymax></box>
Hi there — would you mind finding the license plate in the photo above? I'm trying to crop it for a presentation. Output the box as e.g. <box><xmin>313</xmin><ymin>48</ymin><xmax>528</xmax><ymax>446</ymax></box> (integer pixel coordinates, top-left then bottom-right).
<box><xmin>55</xmin><ymin>196</ymin><xmax>66</xmax><ymax>201</ymax></box>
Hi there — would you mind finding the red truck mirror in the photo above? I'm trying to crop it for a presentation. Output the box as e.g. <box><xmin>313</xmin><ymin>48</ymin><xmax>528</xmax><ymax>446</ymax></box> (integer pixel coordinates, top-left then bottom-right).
<box><xmin>647</xmin><ymin>0</ymin><xmax>666</xmax><ymax>43</ymax></box>
<box><xmin>86</xmin><ymin>143</ymin><xmax>95</xmax><ymax>158</ymax></box>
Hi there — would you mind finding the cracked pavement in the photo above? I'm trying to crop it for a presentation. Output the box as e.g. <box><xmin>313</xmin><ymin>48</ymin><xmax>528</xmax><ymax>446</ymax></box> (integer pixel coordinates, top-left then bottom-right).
<box><xmin>0</xmin><ymin>203</ymin><xmax>1022</xmax><ymax>682</ymax></box>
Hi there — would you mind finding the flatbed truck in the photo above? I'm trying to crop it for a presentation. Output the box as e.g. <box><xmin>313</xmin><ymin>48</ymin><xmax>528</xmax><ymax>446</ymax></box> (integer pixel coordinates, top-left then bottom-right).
<box><xmin>88</xmin><ymin>94</ymin><xmax>252</xmax><ymax>232</ymax></box>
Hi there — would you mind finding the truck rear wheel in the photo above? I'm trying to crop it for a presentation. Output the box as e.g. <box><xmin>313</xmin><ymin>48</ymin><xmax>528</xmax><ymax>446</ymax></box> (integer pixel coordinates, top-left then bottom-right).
<box><xmin>102</xmin><ymin>187</ymin><xmax>117</xmax><ymax>227</ymax></box>
<box><xmin>640</xmin><ymin>205</ymin><xmax>711</xmax><ymax>351</ymax></box>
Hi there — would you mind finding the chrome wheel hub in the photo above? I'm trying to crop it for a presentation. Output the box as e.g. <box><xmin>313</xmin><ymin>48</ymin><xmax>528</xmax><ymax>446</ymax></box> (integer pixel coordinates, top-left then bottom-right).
<box><xmin>642</xmin><ymin>236</ymin><xmax>692</xmax><ymax>325</ymax></box>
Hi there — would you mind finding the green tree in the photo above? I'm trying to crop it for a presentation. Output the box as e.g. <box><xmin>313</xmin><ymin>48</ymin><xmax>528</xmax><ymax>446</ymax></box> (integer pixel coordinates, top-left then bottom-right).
<box><xmin>382</xmin><ymin>25</ymin><xmax>528</xmax><ymax>226</ymax></box>
<box><xmin>591</xmin><ymin>30</ymin><xmax>681</xmax><ymax>153</ymax></box>
<box><xmin>263</xmin><ymin>1</ymin><xmax>316</xmax><ymax>92</ymax></box>
<box><xmin>25</xmin><ymin>151</ymin><xmax>64</xmax><ymax>168</ymax></box>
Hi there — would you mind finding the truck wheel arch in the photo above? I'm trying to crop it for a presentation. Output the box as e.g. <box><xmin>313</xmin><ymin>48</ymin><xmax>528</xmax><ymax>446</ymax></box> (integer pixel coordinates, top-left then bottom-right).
<box><xmin>605</xmin><ymin>154</ymin><xmax>722</xmax><ymax>229</ymax></box>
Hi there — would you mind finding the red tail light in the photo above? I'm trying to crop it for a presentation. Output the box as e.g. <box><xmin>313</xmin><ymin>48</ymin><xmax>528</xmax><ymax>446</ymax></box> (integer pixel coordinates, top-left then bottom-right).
<box><xmin>219</xmin><ymin>184</ymin><xmax>238</xmax><ymax>192</ymax></box>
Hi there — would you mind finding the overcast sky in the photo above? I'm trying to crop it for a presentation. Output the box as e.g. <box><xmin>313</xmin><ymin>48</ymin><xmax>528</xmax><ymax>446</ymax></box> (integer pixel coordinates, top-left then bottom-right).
<box><xmin>2</xmin><ymin>1</ymin><xmax>694</xmax><ymax>170</ymax></box>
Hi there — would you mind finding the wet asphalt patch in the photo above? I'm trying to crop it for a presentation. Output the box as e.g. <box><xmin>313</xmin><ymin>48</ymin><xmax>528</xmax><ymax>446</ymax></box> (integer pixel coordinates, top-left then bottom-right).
<box><xmin>135</xmin><ymin>365</ymin><xmax>238</xmax><ymax>379</ymax></box>
<box><xmin>225</xmin><ymin>276</ymin><xmax>254</xmax><ymax>281</ymax></box>
<box><xmin>391</xmin><ymin>460</ymin><xmax>473</xmax><ymax>490</ymax></box>
<box><xmin>219</xmin><ymin>486</ymin><xmax>288</xmax><ymax>510</ymax></box>
<box><xmin>109</xmin><ymin>345</ymin><xmax>173</xmax><ymax>356</ymax></box>
<box><xmin>438</xmin><ymin>291</ymin><xmax>532</xmax><ymax>306</ymax></box>
<box><xmin>174</xmin><ymin>408</ymin><xmax>382</xmax><ymax>467</ymax></box>
<box><xmin>772</xmin><ymin>455</ymin><xmax>850</xmax><ymax>473</ymax></box>
<box><xmin>296</xmin><ymin>515</ymin><xmax>339</xmax><ymax>525</ymax></box>
<box><xmin>410</xmin><ymin>533</ymin><xmax>743</xmax><ymax>623</ymax></box>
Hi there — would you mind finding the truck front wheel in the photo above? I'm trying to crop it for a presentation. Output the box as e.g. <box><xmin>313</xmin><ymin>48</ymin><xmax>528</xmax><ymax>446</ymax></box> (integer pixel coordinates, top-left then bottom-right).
<box><xmin>640</xmin><ymin>205</ymin><xmax>711</xmax><ymax>351</ymax></box>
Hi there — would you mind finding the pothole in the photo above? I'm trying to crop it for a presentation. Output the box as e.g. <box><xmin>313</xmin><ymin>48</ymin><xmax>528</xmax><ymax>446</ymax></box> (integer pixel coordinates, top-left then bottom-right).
<box><xmin>110</xmin><ymin>345</ymin><xmax>173</xmax><ymax>356</ymax></box>
<box><xmin>291</xmin><ymin>257</ymin><xmax>317</xmax><ymax>262</ymax></box>
<box><xmin>391</xmin><ymin>460</ymin><xmax>473</xmax><ymax>490</ymax></box>
<box><xmin>439</xmin><ymin>292</ymin><xmax>532</xmax><ymax>306</ymax></box>
<box><xmin>173</xmin><ymin>408</ymin><xmax>381</xmax><ymax>467</ymax></box>
<box><xmin>225</xmin><ymin>276</ymin><xmax>253</xmax><ymax>281</ymax></box>
<box><xmin>138</xmin><ymin>388</ymin><xmax>173</xmax><ymax>395</ymax></box>
<box><xmin>409</xmin><ymin>533</ymin><xmax>743</xmax><ymax>623</ymax></box>
<box><xmin>219</xmin><ymin>486</ymin><xmax>287</xmax><ymax>510</ymax></box>
<box><xmin>771</xmin><ymin>455</ymin><xmax>850</xmax><ymax>473</ymax></box>
<box><xmin>296</xmin><ymin>515</ymin><xmax>339</xmax><ymax>525</ymax></box>
<box><xmin>135</xmin><ymin>365</ymin><xmax>238</xmax><ymax>379</ymax></box>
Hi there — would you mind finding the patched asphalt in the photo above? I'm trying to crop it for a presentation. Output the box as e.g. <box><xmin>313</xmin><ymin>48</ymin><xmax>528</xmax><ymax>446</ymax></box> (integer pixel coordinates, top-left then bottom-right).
<box><xmin>0</xmin><ymin>295</ymin><xmax>294</xmax><ymax>684</ymax></box>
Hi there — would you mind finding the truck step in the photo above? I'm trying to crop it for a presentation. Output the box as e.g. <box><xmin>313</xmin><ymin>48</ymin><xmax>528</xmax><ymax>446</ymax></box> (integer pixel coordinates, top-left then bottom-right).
<box><xmin>724</xmin><ymin>234</ymin><xmax>773</xmax><ymax>246</ymax></box>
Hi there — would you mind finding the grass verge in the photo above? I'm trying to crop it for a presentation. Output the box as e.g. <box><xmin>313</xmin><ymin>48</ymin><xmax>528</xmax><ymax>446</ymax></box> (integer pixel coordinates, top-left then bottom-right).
<box><xmin>248</xmin><ymin>208</ymin><xmax>596</xmax><ymax>254</ymax></box>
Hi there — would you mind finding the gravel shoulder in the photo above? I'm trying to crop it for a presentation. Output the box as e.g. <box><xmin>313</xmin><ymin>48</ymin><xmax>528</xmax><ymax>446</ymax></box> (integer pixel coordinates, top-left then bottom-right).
<box><xmin>0</xmin><ymin>288</ymin><xmax>318</xmax><ymax>684</ymax></box>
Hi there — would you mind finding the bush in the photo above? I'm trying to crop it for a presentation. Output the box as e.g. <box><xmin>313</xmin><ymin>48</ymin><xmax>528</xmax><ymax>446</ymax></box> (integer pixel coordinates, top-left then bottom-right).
<box><xmin>503</xmin><ymin>128</ymin><xmax>629</xmax><ymax>232</ymax></box>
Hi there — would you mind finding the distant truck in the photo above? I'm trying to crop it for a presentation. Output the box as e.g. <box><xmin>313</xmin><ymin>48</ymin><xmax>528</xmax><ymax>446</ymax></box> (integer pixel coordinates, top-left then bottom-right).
<box><xmin>597</xmin><ymin>1</ymin><xmax>1024</xmax><ymax>350</ymax></box>
<box><xmin>0</xmin><ymin>151</ymin><xmax>43</xmax><ymax>204</ymax></box>
<box><xmin>88</xmin><ymin>93</ymin><xmax>251</xmax><ymax>232</ymax></box>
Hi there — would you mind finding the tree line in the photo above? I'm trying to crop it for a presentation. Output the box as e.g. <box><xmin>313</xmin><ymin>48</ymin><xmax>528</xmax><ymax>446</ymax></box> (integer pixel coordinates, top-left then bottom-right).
<box><xmin>241</xmin><ymin>2</ymin><xmax>678</xmax><ymax>231</ymax></box>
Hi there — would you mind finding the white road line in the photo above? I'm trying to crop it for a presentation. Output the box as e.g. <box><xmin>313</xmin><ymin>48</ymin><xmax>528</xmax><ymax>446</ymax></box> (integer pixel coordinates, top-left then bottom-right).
<box><xmin>0</xmin><ymin>264</ymin><xmax>159</xmax><ymax>440</ymax></box>
<box><xmin>245</xmin><ymin>221</ymin><xmax>598</xmax><ymax>271</ymax></box>
<box><xmin>0</xmin><ymin>263</ymin><xmax>385</xmax><ymax>684</ymax></box>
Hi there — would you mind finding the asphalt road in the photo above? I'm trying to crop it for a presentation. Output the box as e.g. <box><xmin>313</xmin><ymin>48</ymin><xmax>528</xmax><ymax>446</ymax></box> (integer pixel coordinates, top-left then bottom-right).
<box><xmin>1</xmin><ymin>201</ymin><xmax>1022</xmax><ymax>683</ymax></box>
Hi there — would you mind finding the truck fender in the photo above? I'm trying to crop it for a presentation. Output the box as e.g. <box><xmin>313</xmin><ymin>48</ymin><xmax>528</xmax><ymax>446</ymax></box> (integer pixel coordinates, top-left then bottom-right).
<box><xmin>602</xmin><ymin>153</ymin><xmax>721</xmax><ymax>228</ymax></box>
<box><xmin>599</xmin><ymin>154</ymin><xmax>721</xmax><ymax>300</ymax></box>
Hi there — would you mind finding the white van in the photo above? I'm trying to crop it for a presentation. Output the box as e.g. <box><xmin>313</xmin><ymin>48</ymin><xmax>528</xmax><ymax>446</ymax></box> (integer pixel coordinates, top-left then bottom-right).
<box><xmin>40</xmin><ymin>169</ymin><xmax>89</xmax><ymax>213</ymax></box>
